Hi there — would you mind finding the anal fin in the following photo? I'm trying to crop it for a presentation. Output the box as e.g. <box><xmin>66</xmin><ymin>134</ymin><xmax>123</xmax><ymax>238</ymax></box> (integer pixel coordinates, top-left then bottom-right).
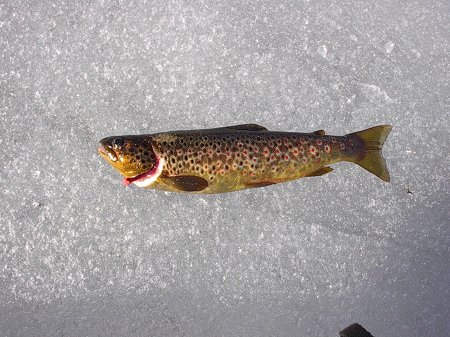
<box><xmin>305</xmin><ymin>166</ymin><xmax>333</xmax><ymax>177</ymax></box>
<box><xmin>160</xmin><ymin>175</ymin><xmax>208</xmax><ymax>192</ymax></box>
<box><xmin>244</xmin><ymin>181</ymin><xmax>276</xmax><ymax>188</ymax></box>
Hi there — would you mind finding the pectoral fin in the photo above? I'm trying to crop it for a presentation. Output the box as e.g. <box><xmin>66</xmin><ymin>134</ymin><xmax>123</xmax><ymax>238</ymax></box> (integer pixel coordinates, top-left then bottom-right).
<box><xmin>305</xmin><ymin>166</ymin><xmax>333</xmax><ymax>177</ymax></box>
<box><xmin>222</xmin><ymin>124</ymin><xmax>268</xmax><ymax>132</ymax></box>
<box><xmin>160</xmin><ymin>175</ymin><xmax>208</xmax><ymax>192</ymax></box>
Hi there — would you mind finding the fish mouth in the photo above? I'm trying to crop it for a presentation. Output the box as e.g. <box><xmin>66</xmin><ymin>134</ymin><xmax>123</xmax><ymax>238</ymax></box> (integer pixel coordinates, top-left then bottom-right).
<box><xmin>98</xmin><ymin>145</ymin><xmax>118</xmax><ymax>162</ymax></box>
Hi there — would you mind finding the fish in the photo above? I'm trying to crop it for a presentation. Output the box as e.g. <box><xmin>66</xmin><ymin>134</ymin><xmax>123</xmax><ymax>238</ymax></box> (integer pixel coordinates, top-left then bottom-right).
<box><xmin>98</xmin><ymin>124</ymin><xmax>392</xmax><ymax>194</ymax></box>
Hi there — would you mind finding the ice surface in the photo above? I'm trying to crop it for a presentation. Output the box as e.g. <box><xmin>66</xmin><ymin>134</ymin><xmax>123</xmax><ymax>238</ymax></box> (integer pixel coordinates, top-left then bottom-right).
<box><xmin>1</xmin><ymin>0</ymin><xmax>449</xmax><ymax>336</ymax></box>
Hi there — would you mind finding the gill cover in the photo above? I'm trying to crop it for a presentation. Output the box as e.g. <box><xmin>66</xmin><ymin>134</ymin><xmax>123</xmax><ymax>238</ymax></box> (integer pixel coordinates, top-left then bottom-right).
<box><xmin>98</xmin><ymin>135</ymin><xmax>157</xmax><ymax>178</ymax></box>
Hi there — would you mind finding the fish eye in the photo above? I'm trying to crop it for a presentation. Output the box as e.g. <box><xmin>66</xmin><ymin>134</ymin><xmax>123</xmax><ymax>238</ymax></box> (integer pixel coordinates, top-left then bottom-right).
<box><xmin>113</xmin><ymin>138</ymin><xmax>125</xmax><ymax>148</ymax></box>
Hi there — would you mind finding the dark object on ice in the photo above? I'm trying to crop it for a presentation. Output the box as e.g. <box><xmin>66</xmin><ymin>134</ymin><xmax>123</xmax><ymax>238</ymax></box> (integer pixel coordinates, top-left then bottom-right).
<box><xmin>340</xmin><ymin>323</ymin><xmax>375</xmax><ymax>337</ymax></box>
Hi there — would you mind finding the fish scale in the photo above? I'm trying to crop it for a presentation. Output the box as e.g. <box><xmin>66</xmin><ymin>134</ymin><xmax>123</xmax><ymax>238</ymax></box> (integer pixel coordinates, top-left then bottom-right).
<box><xmin>98</xmin><ymin>124</ymin><xmax>392</xmax><ymax>194</ymax></box>
<box><xmin>157</xmin><ymin>133</ymin><xmax>346</xmax><ymax>182</ymax></box>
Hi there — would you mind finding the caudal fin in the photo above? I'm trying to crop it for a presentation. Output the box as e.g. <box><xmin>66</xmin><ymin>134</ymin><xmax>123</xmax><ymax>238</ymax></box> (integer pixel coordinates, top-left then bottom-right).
<box><xmin>348</xmin><ymin>125</ymin><xmax>393</xmax><ymax>182</ymax></box>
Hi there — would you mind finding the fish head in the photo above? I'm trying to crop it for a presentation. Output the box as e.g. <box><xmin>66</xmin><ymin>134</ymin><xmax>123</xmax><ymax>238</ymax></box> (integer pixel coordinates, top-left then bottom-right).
<box><xmin>98</xmin><ymin>135</ymin><xmax>161</xmax><ymax>186</ymax></box>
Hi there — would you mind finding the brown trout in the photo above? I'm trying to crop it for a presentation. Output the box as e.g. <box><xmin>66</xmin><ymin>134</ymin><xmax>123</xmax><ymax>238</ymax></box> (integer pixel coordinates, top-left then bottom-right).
<box><xmin>98</xmin><ymin>124</ymin><xmax>392</xmax><ymax>194</ymax></box>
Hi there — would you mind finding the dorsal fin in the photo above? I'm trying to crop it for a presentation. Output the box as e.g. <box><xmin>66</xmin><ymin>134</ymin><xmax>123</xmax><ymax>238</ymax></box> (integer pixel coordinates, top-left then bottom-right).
<box><xmin>312</xmin><ymin>129</ymin><xmax>326</xmax><ymax>135</ymax></box>
<box><xmin>222</xmin><ymin>124</ymin><xmax>268</xmax><ymax>132</ymax></box>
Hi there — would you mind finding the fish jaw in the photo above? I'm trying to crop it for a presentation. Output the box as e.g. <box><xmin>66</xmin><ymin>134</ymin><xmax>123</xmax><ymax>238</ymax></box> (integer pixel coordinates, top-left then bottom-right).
<box><xmin>123</xmin><ymin>157</ymin><xmax>165</xmax><ymax>188</ymax></box>
<box><xmin>98</xmin><ymin>145</ymin><xmax>118</xmax><ymax>163</ymax></box>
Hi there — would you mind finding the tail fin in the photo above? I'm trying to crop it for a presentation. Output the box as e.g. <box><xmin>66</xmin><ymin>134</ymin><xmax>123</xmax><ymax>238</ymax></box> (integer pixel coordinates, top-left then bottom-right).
<box><xmin>348</xmin><ymin>125</ymin><xmax>393</xmax><ymax>182</ymax></box>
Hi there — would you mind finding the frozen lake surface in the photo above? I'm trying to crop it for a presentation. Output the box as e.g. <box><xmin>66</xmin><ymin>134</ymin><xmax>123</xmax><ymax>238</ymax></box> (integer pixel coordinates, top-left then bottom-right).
<box><xmin>1</xmin><ymin>1</ymin><xmax>449</xmax><ymax>336</ymax></box>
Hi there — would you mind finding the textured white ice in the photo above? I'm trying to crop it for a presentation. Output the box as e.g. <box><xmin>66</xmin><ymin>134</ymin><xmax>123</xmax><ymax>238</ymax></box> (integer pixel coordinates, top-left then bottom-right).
<box><xmin>1</xmin><ymin>1</ymin><xmax>449</xmax><ymax>336</ymax></box>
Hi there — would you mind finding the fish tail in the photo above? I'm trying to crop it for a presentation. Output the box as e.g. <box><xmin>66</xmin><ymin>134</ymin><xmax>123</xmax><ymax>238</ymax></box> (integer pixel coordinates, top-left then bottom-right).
<box><xmin>347</xmin><ymin>125</ymin><xmax>393</xmax><ymax>182</ymax></box>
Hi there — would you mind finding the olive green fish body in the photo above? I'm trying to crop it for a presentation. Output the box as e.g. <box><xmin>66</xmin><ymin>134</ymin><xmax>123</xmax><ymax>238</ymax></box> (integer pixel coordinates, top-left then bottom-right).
<box><xmin>151</xmin><ymin>129</ymin><xmax>349</xmax><ymax>193</ymax></box>
<box><xmin>98</xmin><ymin>124</ymin><xmax>392</xmax><ymax>194</ymax></box>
